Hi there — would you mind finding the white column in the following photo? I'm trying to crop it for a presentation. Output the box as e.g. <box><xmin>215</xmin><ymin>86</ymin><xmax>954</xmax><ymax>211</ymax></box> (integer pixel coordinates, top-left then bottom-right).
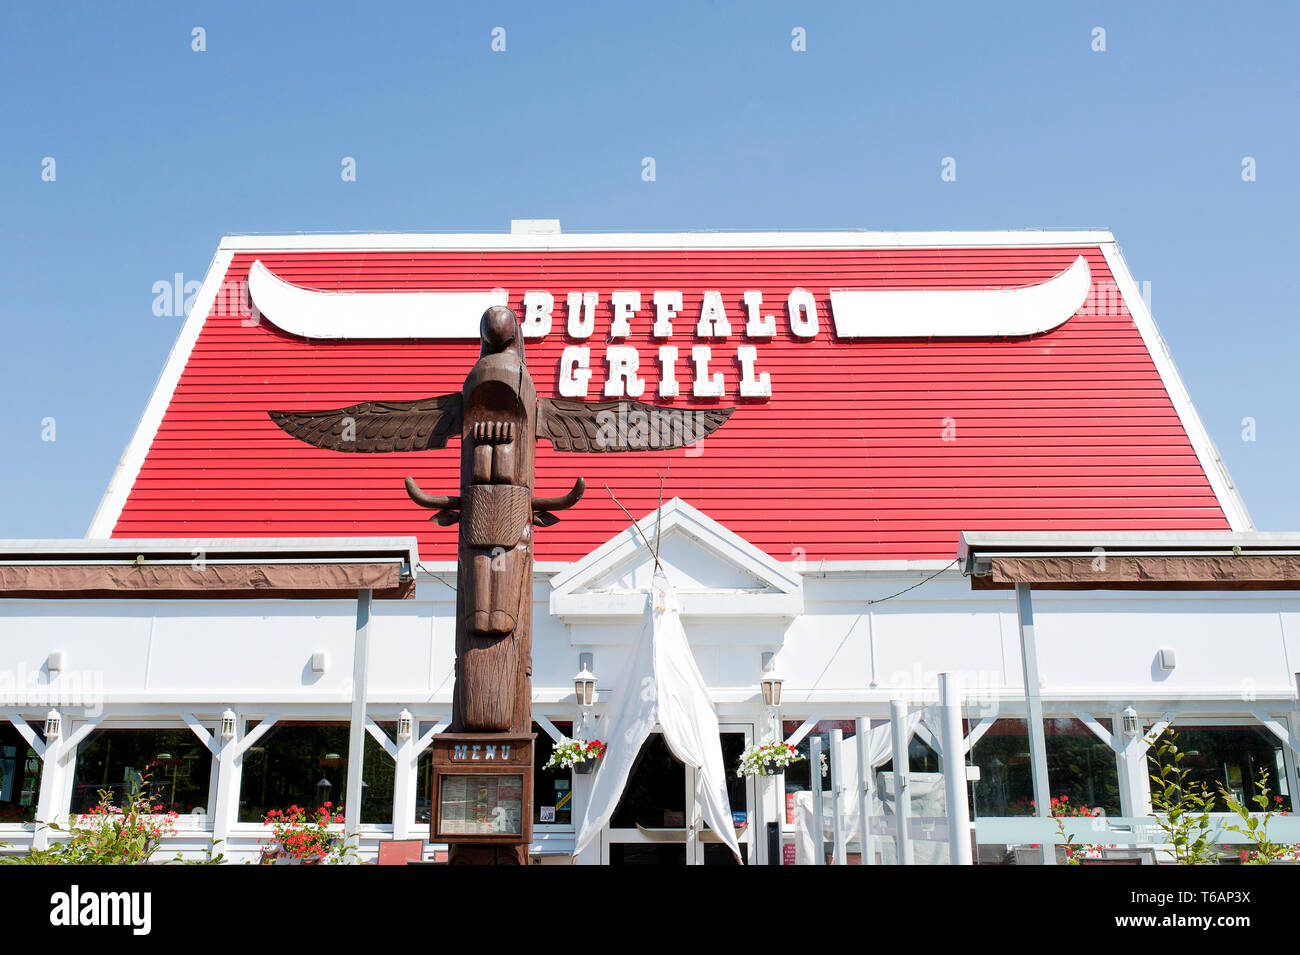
<box><xmin>211</xmin><ymin>716</ymin><xmax>242</xmax><ymax>844</ymax></box>
<box><xmin>939</xmin><ymin>673</ymin><xmax>973</xmax><ymax>865</ymax></box>
<box><xmin>890</xmin><ymin>698</ymin><xmax>913</xmax><ymax>865</ymax></box>
<box><xmin>1015</xmin><ymin>582</ymin><xmax>1054</xmax><ymax>865</ymax></box>
<box><xmin>1113</xmin><ymin>709</ymin><xmax>1142</xmax><ymax>818</ymax></box>
<box><xmin>392</xmin><ymin>722</ymin><xmax>415</xmax><ymax>840</ymax></box>
<box><xmin>808</xmin><ymin>734</ymin><xmax>826</xmax><ymax>865</ymax></box>
<box><xmin>32</xmin><ymin>723</ymin><xmax>66</xmax><ymax>851</ymax></box>
<box><xmin>855</xmin><ymin>718</ymin><xmax>874</xmax><ymax>865</ymax></box>
<box><xmin>345</xmin><ymin>589</ymin><xmax>372</xmax><ymax>858</ymax></box>
<box><xmin>830</xmin><ymin>728</ymin><xmax>846</xmax><ymax>864</ymax></box>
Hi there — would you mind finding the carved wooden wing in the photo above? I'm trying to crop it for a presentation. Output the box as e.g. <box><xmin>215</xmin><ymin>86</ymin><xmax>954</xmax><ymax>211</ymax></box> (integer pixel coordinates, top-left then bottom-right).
<box><xmin>537</xmin><ymin>396</ymin><xmax>734</xmax><ymax>452</ymax></box>
<box><xmin>267</xmin><ymin>393</ymin><xmax>462</xmax><ymax>453</ymax></box>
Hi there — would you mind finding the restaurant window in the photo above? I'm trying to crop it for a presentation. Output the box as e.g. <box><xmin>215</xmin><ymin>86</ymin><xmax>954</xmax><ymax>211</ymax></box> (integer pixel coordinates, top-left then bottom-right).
<box><xmin>0</xmin><ymin>722</ymin><xmax>43</xmax><ymax>823</ymax></box>
<box><xmin>71</xmin><ymin>728</ymin><xmax>212</xmax><ymax>815</ymax></box>
<box><xmin>415</xmin><ymin>721</ymin><xmax>438</xmax><ymax>827</ymax></box>
<box><xmin>238</xmin><ymin>721</ymin><xmax>396</xmax><ymax>824</ymax></box>
<box><xmin>1045</xmin><ymin>717</ymin><xmax>1120</xmax><ymax>815</ymax></box>
<box><xmin>969</xmin><ymin>718</ymin><xmax>1121</xmax><ymax>817</ymax></box>
<box><xmin>970</xmin><ymin>719</ymin><xmax>1033</xmax><ymax>817</ymax></box>
<box><xmin>534</xmin><ymin>722</ymin><xmax>574</xmax><ymax>827</ymax></box>
<box><xmin>781</xmin><ymin>720</ymin><xmax>858</xmax><ymax>827</ymax></box>
<box><xmin>1149</xmin><ymin>724</ymin><xmax>1292</xmax><ymax>812</ymax></box>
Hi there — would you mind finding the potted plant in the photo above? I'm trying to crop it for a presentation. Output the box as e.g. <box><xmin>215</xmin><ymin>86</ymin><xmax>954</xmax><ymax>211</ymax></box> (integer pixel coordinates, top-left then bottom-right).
<box><xmin>736</xmin><ymin>741</ymin><xmax>804</xmax><ymax>778</ymax></box>
<box><xmin>544</xmin><ymin>737</ymin><xmax>606</xmax><ymax>775</ymax></box>
<box><xmin>259</xmin><ymin>803</ymin><xmax>352</xmax><ymax>864</ymax></box>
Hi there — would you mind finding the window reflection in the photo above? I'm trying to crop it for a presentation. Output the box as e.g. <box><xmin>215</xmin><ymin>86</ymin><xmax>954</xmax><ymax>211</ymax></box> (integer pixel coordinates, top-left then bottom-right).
<box><xmin>72</xmin><ymin>728</ymin><xmax>211</xmax><ymax>815</ymax></box>
<box><xmin>238</xmin><ymin>721</ymin><xmax>396</xmax><ymax>824</ymax></box>
<box><xmin>0</xmin><ymin>723</ymin><xmax>43</xmax><ymax>823</ymax></box>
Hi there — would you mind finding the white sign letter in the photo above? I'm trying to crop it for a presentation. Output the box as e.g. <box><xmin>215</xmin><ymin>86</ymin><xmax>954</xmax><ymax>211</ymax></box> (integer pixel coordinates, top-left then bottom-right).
<box><xmin>567</xmin><ymin>291</ymin><xmax>597</xmax><ymax>339</ymax></box>
<box><xmin>736</xmin><ymin>345</ymin><xmax>772</xmax><ymax>398</ymax></box>
<box><xmin>559</xmin><ymin>346</ymin><xmax>593</xmax><ymax>397</ymax></box>
<box><xmin>743</xmin><ymin>290</ymin><xmax>775</xmax><ymax>337</ymax></box>
<box><xmin>696</xmin><ymin>291</ymin><xmax>731</xmax><ymax>337</ymax></box>
<box><xmin>691</xmin><ymin>345</ymin><xmax>725</xmax><ymax>397</ymax></box>
<box><xmin>653</xmin><ymin>290</ymin><xmax>681</xmax><ymax>338</ymax></box>
<box><xmin>522</xmin><ymin>290</ymin><xmax>553</xmax><ymax>337</ymax></box>
<box><xmin>787</xmin><ymin>288</ymin><xmax>819</xmax><ymax>339</ymax></box>
<box><xmin>658</xmin><ymin>345</ymin><xmax>680</xmax><ymax>398</ymax></box>
<box><xmin>604</xmin><ymin>346</ymin><xmax>645</xmax><ymax>398</ymax></box>
<box><xmin>610</xmin><ymin>291</ymin><xmax>641</xmax><ymax>338</ymax></box>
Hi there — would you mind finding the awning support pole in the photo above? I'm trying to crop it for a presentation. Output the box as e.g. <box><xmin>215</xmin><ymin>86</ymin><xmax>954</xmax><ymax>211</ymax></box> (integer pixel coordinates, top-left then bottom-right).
<box><xmin>890</xmin><ymin>698</ymin><xmax>913</xmax><ymax>865</ymax></box>
<box><xmin>856</xmin><ymin>717</ymin><xmax>874</xmax><ymax>865</ymax></box>
<box><xmin>830</xmin><ymin>728</ymin><xmax>846</xmax><ymax>864</ymax></box>
<box><xmin>808</xmin><ymin>734</ymin><xmax>826</xmax><ymax>865</ymax></box>
<box><xmin>939</xmin><ymin>673</ymin><xmax>973</xmax><ymax>865</ymax></box>
<box><xmin>1015</xmin><ymin>582</ymin><xmax>1055</xmax><ymax>864</ymax></box>
<box><xmin>345</xmin><ymin>588</ymin><xmax>372</xmax><ymax>860</ymax></box>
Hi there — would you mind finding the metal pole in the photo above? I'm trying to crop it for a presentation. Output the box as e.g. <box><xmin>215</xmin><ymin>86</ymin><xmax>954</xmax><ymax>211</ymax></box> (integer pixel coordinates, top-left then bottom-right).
<box><xmin>856</xmin><ymin>717</ymin><xmax>873</xmax><ymax>865</ymax></box>
<box><xmin>830</xmin><ymin>728</ymin><xmax>846</xmax><ymax>864</ymax></box>
<box><xmin>890</xmin><ymin>699</ymin><xmax>913</xmax><ymax>865</ymax></box>
<box><xmin>345</xmin><ymin>588</ymin><xmax>372</xmax><ymax>859</ymax></box>
<box><xmin>1015</xmin><ymin>582</ymin><xmax>1055</xmax><ymax>865</ymax></box>
<box><xmin>808</xmin><ymin>735</ymin><xmax>826</xmax><ymax>865</ymax></box>
<box><xmin>939</xmin><ymin>673</ymin><xmax>973</xmax><ymax>865</ymax></box>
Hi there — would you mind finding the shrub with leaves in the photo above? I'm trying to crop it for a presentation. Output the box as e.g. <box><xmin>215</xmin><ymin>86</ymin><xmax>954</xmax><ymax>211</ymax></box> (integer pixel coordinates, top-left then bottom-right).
<box><xmin>1148</xmin><ymin>730</ymin><xmax>1220</xmax><ymax>864</ymax></box>
<box><xmin>1218</xmin><ymin>770</ymin><xmax>1300</xmax><ymax>865</ymax></box>
<box><xmin>3</xmin><ymin>773</ymin><xmax>181</xmax><ymax>865</ymax></box>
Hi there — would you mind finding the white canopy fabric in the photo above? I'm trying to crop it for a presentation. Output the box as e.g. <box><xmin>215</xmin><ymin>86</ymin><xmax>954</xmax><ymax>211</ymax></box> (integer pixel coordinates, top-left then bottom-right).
<box><xmin>574</xmin><ymin>571</ymin><xmax>741</xmax><ymax>861</ymax></box>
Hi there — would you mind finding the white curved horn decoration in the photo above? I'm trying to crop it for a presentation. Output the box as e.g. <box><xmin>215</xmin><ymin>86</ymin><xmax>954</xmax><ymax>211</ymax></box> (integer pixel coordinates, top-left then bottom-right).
<box><xmin>829</xmin><ymin>255</ymin><xmax>1091</xmax><ymax>338</ymax></box>
<box><xmin>246</xmin><ymin>260</ymin><xmax>509</xmax><ymax>340</ymax></box>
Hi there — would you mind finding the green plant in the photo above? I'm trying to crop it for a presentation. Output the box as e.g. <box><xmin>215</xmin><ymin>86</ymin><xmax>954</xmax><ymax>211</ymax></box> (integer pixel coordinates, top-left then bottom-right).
<box><xmin>1218</xmin><ymin>770</ymin><xmax>1299</xmax><ymax>865</ymax></box>
<box><xmin>2</xmin><ymin>773</ymin><xmax>178</xmax><ymax>865</ymax></box>
<box><xmin>260</xmin><ymin>803</ymin><xmax>353</xmax><ymax>864</ymax></box>
<box><xmin>1148</xmin><ymin>730</ymin><xmax>1220</xmax><ymax>864</ymax></box>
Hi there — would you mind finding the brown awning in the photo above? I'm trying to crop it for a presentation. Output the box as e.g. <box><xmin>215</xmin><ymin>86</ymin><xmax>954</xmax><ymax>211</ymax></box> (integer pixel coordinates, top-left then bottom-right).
<box><xmin>0</xmin><ymin>561</ymin><xmax>414</xmax><ymax>600</ymax></box>
<box><xmin>969</xmin><ymin>554</ymin><xmax>1300</xmax><ymax>591</ymax></box>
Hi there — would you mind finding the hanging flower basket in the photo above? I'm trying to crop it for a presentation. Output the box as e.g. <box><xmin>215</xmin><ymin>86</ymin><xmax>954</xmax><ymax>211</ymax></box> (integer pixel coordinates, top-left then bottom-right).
<box><xmin>545</xmin><ymin>738</ymin><xmax>605</xmax><ymax>774</ymax></box>
<box><xmin>736</xmin><ymin>741</ymin><xmax>804</xmax><ymax>778</ymax></box>
<box><xmin>258</xmin><ymin>804</ymin><xmax>351</xmax><ymax>864</ymax></box>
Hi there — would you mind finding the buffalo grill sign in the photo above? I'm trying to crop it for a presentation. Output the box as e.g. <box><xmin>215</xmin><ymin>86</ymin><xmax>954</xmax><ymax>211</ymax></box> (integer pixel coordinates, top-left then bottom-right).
<box><xmin>245</xmin><ymin>255</ymin><xmax>1094</xmax><ymax>402</ymax></box>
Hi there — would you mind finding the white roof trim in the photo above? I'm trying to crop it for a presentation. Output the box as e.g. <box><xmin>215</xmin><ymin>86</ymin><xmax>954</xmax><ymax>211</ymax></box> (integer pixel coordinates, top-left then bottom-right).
<box><xmin>87</xmin><ymin>248</ymin><xmax>234</xmax><ymax>538</ymax></box>
<box><xmin>1099</xmin><ymin>243</ymin><xmax>1253</xmax><ymax>531</ymax></box>
<box><xmin>218</xmin><ymin>229</ymin><xmax>1116</xmax><ymax>253</ymax></box>
<box><xmin>549</xmin><ymin>497</ymin><xmax>803</xmax><ymax>618</ymax></box>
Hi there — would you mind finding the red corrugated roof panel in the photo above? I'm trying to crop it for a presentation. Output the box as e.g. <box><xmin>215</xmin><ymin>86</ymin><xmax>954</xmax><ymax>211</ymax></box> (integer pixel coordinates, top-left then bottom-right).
<box><xmin>103</xmin><ymin>242</ymin><xmax>1235</xmax><ymax>561</ymax></box>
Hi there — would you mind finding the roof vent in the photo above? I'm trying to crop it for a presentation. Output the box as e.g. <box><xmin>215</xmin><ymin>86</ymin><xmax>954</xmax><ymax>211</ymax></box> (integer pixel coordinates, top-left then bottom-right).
<box><xmin>510</xmin><ymin>219</ymin><xmax>561</xmax><ymax>235</ymax></box>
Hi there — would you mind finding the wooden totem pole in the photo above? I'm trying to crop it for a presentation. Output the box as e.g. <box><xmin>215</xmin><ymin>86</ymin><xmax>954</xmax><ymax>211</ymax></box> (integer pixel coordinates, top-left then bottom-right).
<box><xmin>269</xmin><ymin>305</ymin><xmax>733</xmax><ymax>864</ymax></box>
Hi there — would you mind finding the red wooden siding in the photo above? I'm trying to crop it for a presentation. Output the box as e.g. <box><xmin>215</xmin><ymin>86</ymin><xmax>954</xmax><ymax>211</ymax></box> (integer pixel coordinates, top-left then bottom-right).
<box><xmin>109</xmin><ymin>246</ymin><xmax>1231</xmax><ymax>561</ymax></box>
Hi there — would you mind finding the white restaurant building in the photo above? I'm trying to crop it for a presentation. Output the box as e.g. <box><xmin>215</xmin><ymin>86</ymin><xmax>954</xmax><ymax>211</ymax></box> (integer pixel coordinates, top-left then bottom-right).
<box><xmin>2</xmin><ymin>225</ymin><xmax>1297</xmax><ymax>864</ymax></box>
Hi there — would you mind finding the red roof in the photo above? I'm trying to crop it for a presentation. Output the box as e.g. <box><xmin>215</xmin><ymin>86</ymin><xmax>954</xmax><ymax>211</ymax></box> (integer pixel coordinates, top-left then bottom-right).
<box><xmin>95</xmin><ymin>234</ymin><xmax>1244</xmax><ymax>562</ymax></box>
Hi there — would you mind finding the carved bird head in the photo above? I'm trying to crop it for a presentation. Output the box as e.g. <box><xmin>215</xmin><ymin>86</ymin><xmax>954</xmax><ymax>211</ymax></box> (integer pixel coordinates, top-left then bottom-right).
<box><xmin>480</xmin><ymin>305</ymin><xmax>523</xmax><ymax>359</ymax></box>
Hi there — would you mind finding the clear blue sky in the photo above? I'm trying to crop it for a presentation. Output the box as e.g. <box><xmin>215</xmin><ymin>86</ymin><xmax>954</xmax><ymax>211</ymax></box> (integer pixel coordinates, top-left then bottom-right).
<box><xmin>1</xmin><ymin>1</ymin><xmax>1296</xmax><ymax>536</ymax></box>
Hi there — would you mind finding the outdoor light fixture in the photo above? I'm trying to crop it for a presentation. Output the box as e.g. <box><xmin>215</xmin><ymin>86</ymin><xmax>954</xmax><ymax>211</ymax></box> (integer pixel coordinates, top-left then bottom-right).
<box><xmin>220</xmin><ymin>708</ymin><xmax>237</xmax><ymax>740</ymax></box>
<box><xmin>43</xmin><ymin>709</ymin><xmax>61</xmax><ymax>739</ymax></box>
<box><xmin>315</xmin><ymin>776</ymin><xmax>333</xmax><ymax>804</ymax></box>
<box><xmin>760</xmin><ymin>651</ymin><xmax>783</xmax><ymax>708</ymax></box>
<box><xmin>397</xmin><ymin>709</ymin><xmax>413</xmax><ymax>741</ymax></box>
<box><xmin>310</xmin><ymin>651</ymin><xmax>328</xmax><ymax>674</ymax></box>
<box><xmin>573</xmin><ymin>660</ymin><xmax>597</xmax><ymax>708</ymax></box>
<box><xmin>1122</xmin><ymin>706</ymin><xmax>1139</xmax><ymax>739</ymax></box>
<box><xmin>46</xmin><ymin>651</ymin><xmax>63</xmax><ymax>675</ymax></box>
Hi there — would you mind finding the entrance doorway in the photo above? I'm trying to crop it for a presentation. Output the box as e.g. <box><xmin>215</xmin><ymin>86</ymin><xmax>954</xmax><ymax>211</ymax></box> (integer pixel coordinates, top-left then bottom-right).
<box><xmin>601</xmin><ymin>724</ymin><xmax>754</xmax><ymax>865</ymax></box>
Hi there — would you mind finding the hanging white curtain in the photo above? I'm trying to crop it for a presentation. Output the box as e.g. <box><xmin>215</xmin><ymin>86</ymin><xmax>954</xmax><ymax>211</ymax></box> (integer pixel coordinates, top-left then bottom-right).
<box><xmin>574</xmin><ymin>571</ymin><xmax>741</xmax><ymax>861</ymax></box>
